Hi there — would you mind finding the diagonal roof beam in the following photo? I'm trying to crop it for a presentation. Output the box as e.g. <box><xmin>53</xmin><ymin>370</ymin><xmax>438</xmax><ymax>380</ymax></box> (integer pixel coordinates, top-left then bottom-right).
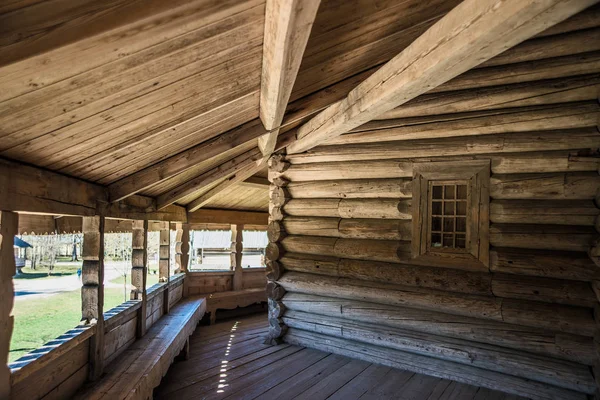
<box><xmin>257</xmin><ymin>0</ymin><xmax>321</xmax><ymax>158</ymax></box>
<box><xmin>155</xmin><ymin>148</ymin><xmax>262</xmax><ymax>210</ymax></box>
<box><xmin>108</xmin><ymin>119</ymin><xmax>265</xmax><ymax>202</ymax></box>
<box><xmin>186</xmin><ymin>162</ymin><xmax>263</xmax><ymax>212</ymax></box>
<box><xmin>286</xmin><ymin>0</ymin><xmax>598</xmax><ymax>154</ymax></box>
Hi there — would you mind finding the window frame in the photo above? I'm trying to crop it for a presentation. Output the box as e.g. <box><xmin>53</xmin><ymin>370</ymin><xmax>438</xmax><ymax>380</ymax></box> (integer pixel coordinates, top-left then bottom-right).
<box><xmin>412</xmin><ymin>160</ymin><xmax>490</xmax><ymax>270</ymax></box>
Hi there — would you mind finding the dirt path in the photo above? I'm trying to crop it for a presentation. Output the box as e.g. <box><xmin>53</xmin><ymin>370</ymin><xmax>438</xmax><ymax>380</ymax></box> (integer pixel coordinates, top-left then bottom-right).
<box><xmin>14</xmin><ymin>262</ymin><xmax>127</xmax><ymax>300</ymax></box>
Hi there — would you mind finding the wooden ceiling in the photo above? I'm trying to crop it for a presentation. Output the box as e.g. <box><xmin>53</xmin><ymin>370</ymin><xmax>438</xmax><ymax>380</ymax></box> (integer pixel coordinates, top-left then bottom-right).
<box><xmin>0</xmin><ymin>0</ymin><xmax>596</xmax><ymax>214</ymax></box>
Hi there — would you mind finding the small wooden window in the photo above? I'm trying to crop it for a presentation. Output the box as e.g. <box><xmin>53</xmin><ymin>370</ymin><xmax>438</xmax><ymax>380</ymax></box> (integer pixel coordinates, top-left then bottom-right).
<box><xmin>428</xmin><ymin>181</ymin><xmax>468</xmax><ymax>251</ymax></box>
<box><xmin>412</xmin><ymin>161</ymin><xmax>489</xmax><ymax>270</ymax></box>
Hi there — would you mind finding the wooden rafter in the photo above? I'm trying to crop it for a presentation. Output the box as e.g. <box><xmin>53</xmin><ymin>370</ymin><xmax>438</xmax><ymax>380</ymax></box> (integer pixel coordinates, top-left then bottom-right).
<box><xmin>186</xmin><ymin>162</ymin><xmax>263</xmax><ymax>212</ymax></box>
<box><xmin>257</xmin><ymin>0</ymin><xmax>321</xmax><ymax>157</ymax></box>
<box><xmin>188</xmin><ymin>208</ymin><xmax>268</xmax><ymax>226</ymax></box>
<box><xmin>108</xmin><ymin>119</ymin><xmax>266</xmax><ymax>202</ymax></box>
<box><xmin>286</xmin><ymin>0</ymin><xmax>599</xmax><ymax>154</ymax></box>
<box><xmin>155</xmin><ymin>148</ymin><xmax>263</xmax><ymax>210</ymax></box>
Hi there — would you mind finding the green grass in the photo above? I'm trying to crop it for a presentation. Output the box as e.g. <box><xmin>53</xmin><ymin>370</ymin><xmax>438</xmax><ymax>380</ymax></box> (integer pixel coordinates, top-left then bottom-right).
<box><xmin>10</xmin><ymin>271</ymin><xmax>163</xmax><ymax>363</ymax></box>
<box><xmin>11</xmin><ymin>286</ymin><xmax>133</xmax><ymax>363</ymax></box>
<box><xmin>16</xmin><ymin>261</ymin><xmax>82</xmax><ymax>279</ymax></box>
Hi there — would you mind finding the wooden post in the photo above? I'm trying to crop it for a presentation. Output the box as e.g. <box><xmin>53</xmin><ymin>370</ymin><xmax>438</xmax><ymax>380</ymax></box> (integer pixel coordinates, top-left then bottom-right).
<box><xmin>231</xmin><ymin>224</ymin><xmax>243</xmax><ymax>291</ymax></box>
<box><xmin>131</xmin><ymin>220</ymin><xmax>147</xmax><ymax>338</ymax></box>
<box><xmin>174</xmin><ymin>223</ymin><xmax>190</xmax><ymax>274</ymax></box>
<box><xmin>175</xmin><ymin>223</ymin><xmax>190</xmax><ymax>297</ymax></box>
<box><xmin>0</xmin><ymin>211</ymin><xmax>17</xmax><ymax>399</ymax></box>
<box><xmin>81</xmin><ymin>215</ymin><xmax>105</xmax><ymax>381</ymax></box>
<box><xmin>159</xmin><ymin>221</ymin><xmax>170</xmax><ymax>314</ymax></box>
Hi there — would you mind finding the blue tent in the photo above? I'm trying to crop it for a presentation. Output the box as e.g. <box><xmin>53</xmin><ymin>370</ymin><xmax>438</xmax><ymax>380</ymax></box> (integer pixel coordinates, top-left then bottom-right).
<box><xmin>14</xmin><ymin>237</ymin><xmax>32</xmax><ymax>248</ymax></box>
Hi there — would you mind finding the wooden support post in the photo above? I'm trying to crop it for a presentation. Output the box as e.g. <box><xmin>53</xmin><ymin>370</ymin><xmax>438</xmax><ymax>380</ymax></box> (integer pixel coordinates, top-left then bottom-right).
<box><xmin>177</xmin><ymin>223</ymin><xmax>190</xmax><ymax>297</ymax></box>
<box><xmin>159</xmin><ymin>221</ymin><xmax>170</xmax><ymax>314</ymax></box>
<box><xmin>131</xmin><ymin>220</ymin><xmax>147</xmax><ymax>338</ymax></box>
<box><xmin>81</xmin><ymin>215</ymin><xmax>105</xmax><ymax>381</ymax></box>
<box><xmin>0</xmin><ymin>211</ymin><xmax>17</xmax><ymax>399</ymax></box>
<box><xmin>175</xmin><ymin>223</ymin><xmax>190</xmax><ymax>274</ymax></box>
<box><xmin>231</xmin><ymin>224</ymin><xmax>243</xmax><ymax>291</ymax></box>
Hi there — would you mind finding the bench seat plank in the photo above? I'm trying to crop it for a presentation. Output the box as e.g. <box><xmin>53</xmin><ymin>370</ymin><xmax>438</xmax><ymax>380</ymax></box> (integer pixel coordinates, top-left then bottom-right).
<box><xmin>75</xmin><ymin>297</ymin><xmax>206</xmax><ymax>400</ymax></box>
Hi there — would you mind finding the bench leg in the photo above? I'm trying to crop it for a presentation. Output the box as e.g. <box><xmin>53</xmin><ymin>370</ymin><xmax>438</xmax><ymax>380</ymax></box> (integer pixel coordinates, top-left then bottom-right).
<box><xmin>210</xmin><ymin>309</ymin><xmax>216</xmax><ymax>325</ymax></box>
<box><xmin>181</xmin><ymin>338</ymin><xmax>190</xmax><ymax>361</ymax></box>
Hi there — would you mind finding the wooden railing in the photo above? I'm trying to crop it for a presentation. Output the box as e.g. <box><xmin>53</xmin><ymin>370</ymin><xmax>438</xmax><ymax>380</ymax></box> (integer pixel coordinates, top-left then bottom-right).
<box><xmin>8</xmin><ymin>273</ymin><xmax>186</xmax><ymax>400</ymax></box>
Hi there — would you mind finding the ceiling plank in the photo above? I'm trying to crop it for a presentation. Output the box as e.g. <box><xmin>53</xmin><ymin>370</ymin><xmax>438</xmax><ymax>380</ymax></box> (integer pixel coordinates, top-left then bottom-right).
<box><xmin>155</xmin><ymin>148</ymin><xmax>263</xmax><ymax>210</ymax></box>
<box><xmin>186</xmin><ymin>162</ymin><xmax>263</xmax><ymax>212</ymax></box>
<box><xmin>257</xmin><ymin>0</ymin><xmax>321</xmax><ymax>157</ymax></box>
<box><xmin>108</xmin><ymin>119</ymin><xmax>265</xmax><ymax>202</ymax></box>
<box><xmin>286</xmin><ymin>0</ymin><xmax>598</xmax><ymax>155</ymax></box>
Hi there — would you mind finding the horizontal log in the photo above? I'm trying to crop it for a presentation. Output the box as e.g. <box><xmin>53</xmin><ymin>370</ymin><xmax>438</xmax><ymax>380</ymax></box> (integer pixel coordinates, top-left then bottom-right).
<box><xmin>282</xmin><ymin>217</ymin><xmax>411</xmax><ymax>241</ymax></box>
<box><xmin>282</xmin><ymin>292</ymin><xmax>595</xmax><ymax>365</ymax></box>
<box><xmin>267</xmin><ymin>221</ymin><xmax>286</xmax><ymax>242</ymax></box>
<box><xmin>279</xmin><ymin>252</ymin><xmax>595</xmax><ymax>307</ymax></box>
<box><xmin>278</xmin><ymin>271</ymin><xmax>596</xmax><ymax>336</ymax></box>
<box><xmin>286</xmin><ymin>129</ymin><xmax>600</xmax><ymax>164</ymax></box>
<box><xmin>333</xmin><ymin>102</ymin><xmax>599</xmax><ymax>145</ymax></box>
<box><xmin>433</xmin><ymin>51</ymin><xmax>600</xmax><ymax>93</ymax></box>
<box><xmin>490</xmin><ymin>172</ymin><xmax>600</xmax><ymax>200</ymax></box>
<box><xmin>270</xmin><ymin>186</ymin><xmax>291</xmax><ymax>208</ymax></box>
<box><xmin>284</xmin><ymin>329</ymin><xmax>588</xmax><ymax>400</ymax></box>
<box><xmin>283</xmin><ymin>310</ymin><xmax>596</xmax><ymax>394</ymax></box>
<box><xmin>279</xmin><ymin>252</ymin><xmax>492</xmax><ymax>296</ymax></box>
<box><xmin>277</xmin><ymin>152</ymin><xmax>599</xmax><ymax>178</ymax></box>
<box><xmin>280</xmin><ymin>235</ymin><xmax>411</xmax><ymax>264</ymax></box>
<box><xmin>266</xmin><ymin>260</ymin><xmax>282</xmax><ymax>281</ymax></box>
<box><xmin>283</xmin><ymin>198</ymin><xmax>411</xmax><ymax>219</ymax></box>
<box><xmin>378</xmin><ymin>74</ymin><xmax>600</xmax><ymax>119</ymax></box>
<box><xmin>490</xmin><ymin>153</ymin><xmax>600</xmax><ymax>174</ymax></box>
<box><xmin>490</xmin><ymin>247</ymin><xmax>600</xmax><ymax>282</ymax></box>
<box><xmin>275</xmin><ymin>160</ymin><xmax>412</xmax><ymax>181</ymax></box>
<box><xmin>490</xmin><ymin>200</ymin><xmax>600</xmax><ymax>226</ymax></box>
<box><xmin>286</xmin><ymin>179</ymin><xmax>411</xmax><ymax>199</ymax></box>
<box><xmin>492</xmin><ymin>273</ymin><xmax>596</xmax><ymax>308</ymax></box>
<box><xmin>490</xmin><ymin>224</ymin><xmax>597</xmax><ymax>252</ymax></box>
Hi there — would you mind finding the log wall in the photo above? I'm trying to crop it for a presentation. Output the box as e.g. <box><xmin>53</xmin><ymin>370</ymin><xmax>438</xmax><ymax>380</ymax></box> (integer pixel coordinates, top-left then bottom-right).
<box><xmin>266</xmin><ymin>10</ymin><xmax>600</xmax><ymax>399</ymax></box>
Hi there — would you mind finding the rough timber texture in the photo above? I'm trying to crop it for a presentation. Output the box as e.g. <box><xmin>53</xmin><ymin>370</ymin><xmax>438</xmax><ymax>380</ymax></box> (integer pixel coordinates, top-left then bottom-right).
<box><xmin>0</xmin><ymin>211</ymin><xmax>17</xmax><ymax>399</ymax></box>
<box><xmin>269</xmin><ymin>9</ymin><xmax>600</xmax><ymax>397</ymax></box>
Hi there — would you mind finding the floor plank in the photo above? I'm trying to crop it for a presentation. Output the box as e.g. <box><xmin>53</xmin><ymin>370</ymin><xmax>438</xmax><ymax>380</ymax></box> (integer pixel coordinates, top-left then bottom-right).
<box><xmin>155</xmin><ymin>312</ymin><xmax>529</xmax><ymax>400</ymax></box>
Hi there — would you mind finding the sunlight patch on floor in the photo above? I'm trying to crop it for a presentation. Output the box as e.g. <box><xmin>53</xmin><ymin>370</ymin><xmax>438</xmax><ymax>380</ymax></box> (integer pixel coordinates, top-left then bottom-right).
<box><xmin>216</xmin><ymin>321</ymin><xmax>240</xmax><ymax>394</ymax></box>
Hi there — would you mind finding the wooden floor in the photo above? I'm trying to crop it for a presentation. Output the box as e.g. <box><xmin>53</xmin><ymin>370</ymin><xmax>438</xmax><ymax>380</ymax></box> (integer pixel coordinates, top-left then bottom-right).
<box><xmin>155</xmin><ymin>313</ymin><xmax>527</xmax><ymax>400</ymax></box>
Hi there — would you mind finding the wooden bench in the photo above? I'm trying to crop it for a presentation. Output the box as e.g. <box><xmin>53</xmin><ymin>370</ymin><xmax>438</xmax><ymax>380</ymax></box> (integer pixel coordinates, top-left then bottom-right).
<box><xmin>75</xmin><ymin>297</ymin><xmax>206</xmax><ymax>400</ymax></box>
<box><xmin>206</xmin><ymin>288</ymin><xmax>266</xmax><ymax>324</ymax></box>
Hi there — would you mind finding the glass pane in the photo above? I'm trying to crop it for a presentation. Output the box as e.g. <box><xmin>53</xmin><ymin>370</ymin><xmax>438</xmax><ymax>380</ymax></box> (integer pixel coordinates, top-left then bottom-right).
<box><xmin>431</xmin><ymin>233</ymin><xmax>442</xmax><ymax>247</ymax></box>
<box><xmin>432</xmin><ymin>185</ymin><xmax>443</xmax><ymax>199</ymax></box>
<box><xmin>443</xmin><ymin>218</ymin><xmax>454</xmax><ymax>232</ymax></box>
<box><xmin>432</xmin><ymin>201</ymin><xmax>442</xmax><ymax>215</ymax></box>
<box><xmin>456</xmin><ymin>234</ymin><xmax>466</xmax><ymax>249</ymax></box>
<box><xmin>431</xmin><ymin>217</ymin><xmax>442</xmax><ymax>231</ymax></box>
<box><xmin>456</xmin><ymin>217</ymin><xmax>466</xmax><ymax>233</ymax></box>
<box><xmin>444</xmin><ymin>185</ymin><xmax>455</xmax><ymax>199</ymax></box>
<box><xmin>443</xmin><ymin>234</ymin><xmax>454</xmax><ymax>247</ymax></box>
<box><xmin>457</xmin><ymin>185</ymin><xmax>467</xmax><ymax>199</ymax></box>
<box><xmin>443</xmin><ymin>202</ymin><xmax>454</xmax><ymax>216</ymax></box>
<box><xmin>456</xmin><ymin>201</ymin><xmax>467</xmax><ymax>216</ymax></box>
